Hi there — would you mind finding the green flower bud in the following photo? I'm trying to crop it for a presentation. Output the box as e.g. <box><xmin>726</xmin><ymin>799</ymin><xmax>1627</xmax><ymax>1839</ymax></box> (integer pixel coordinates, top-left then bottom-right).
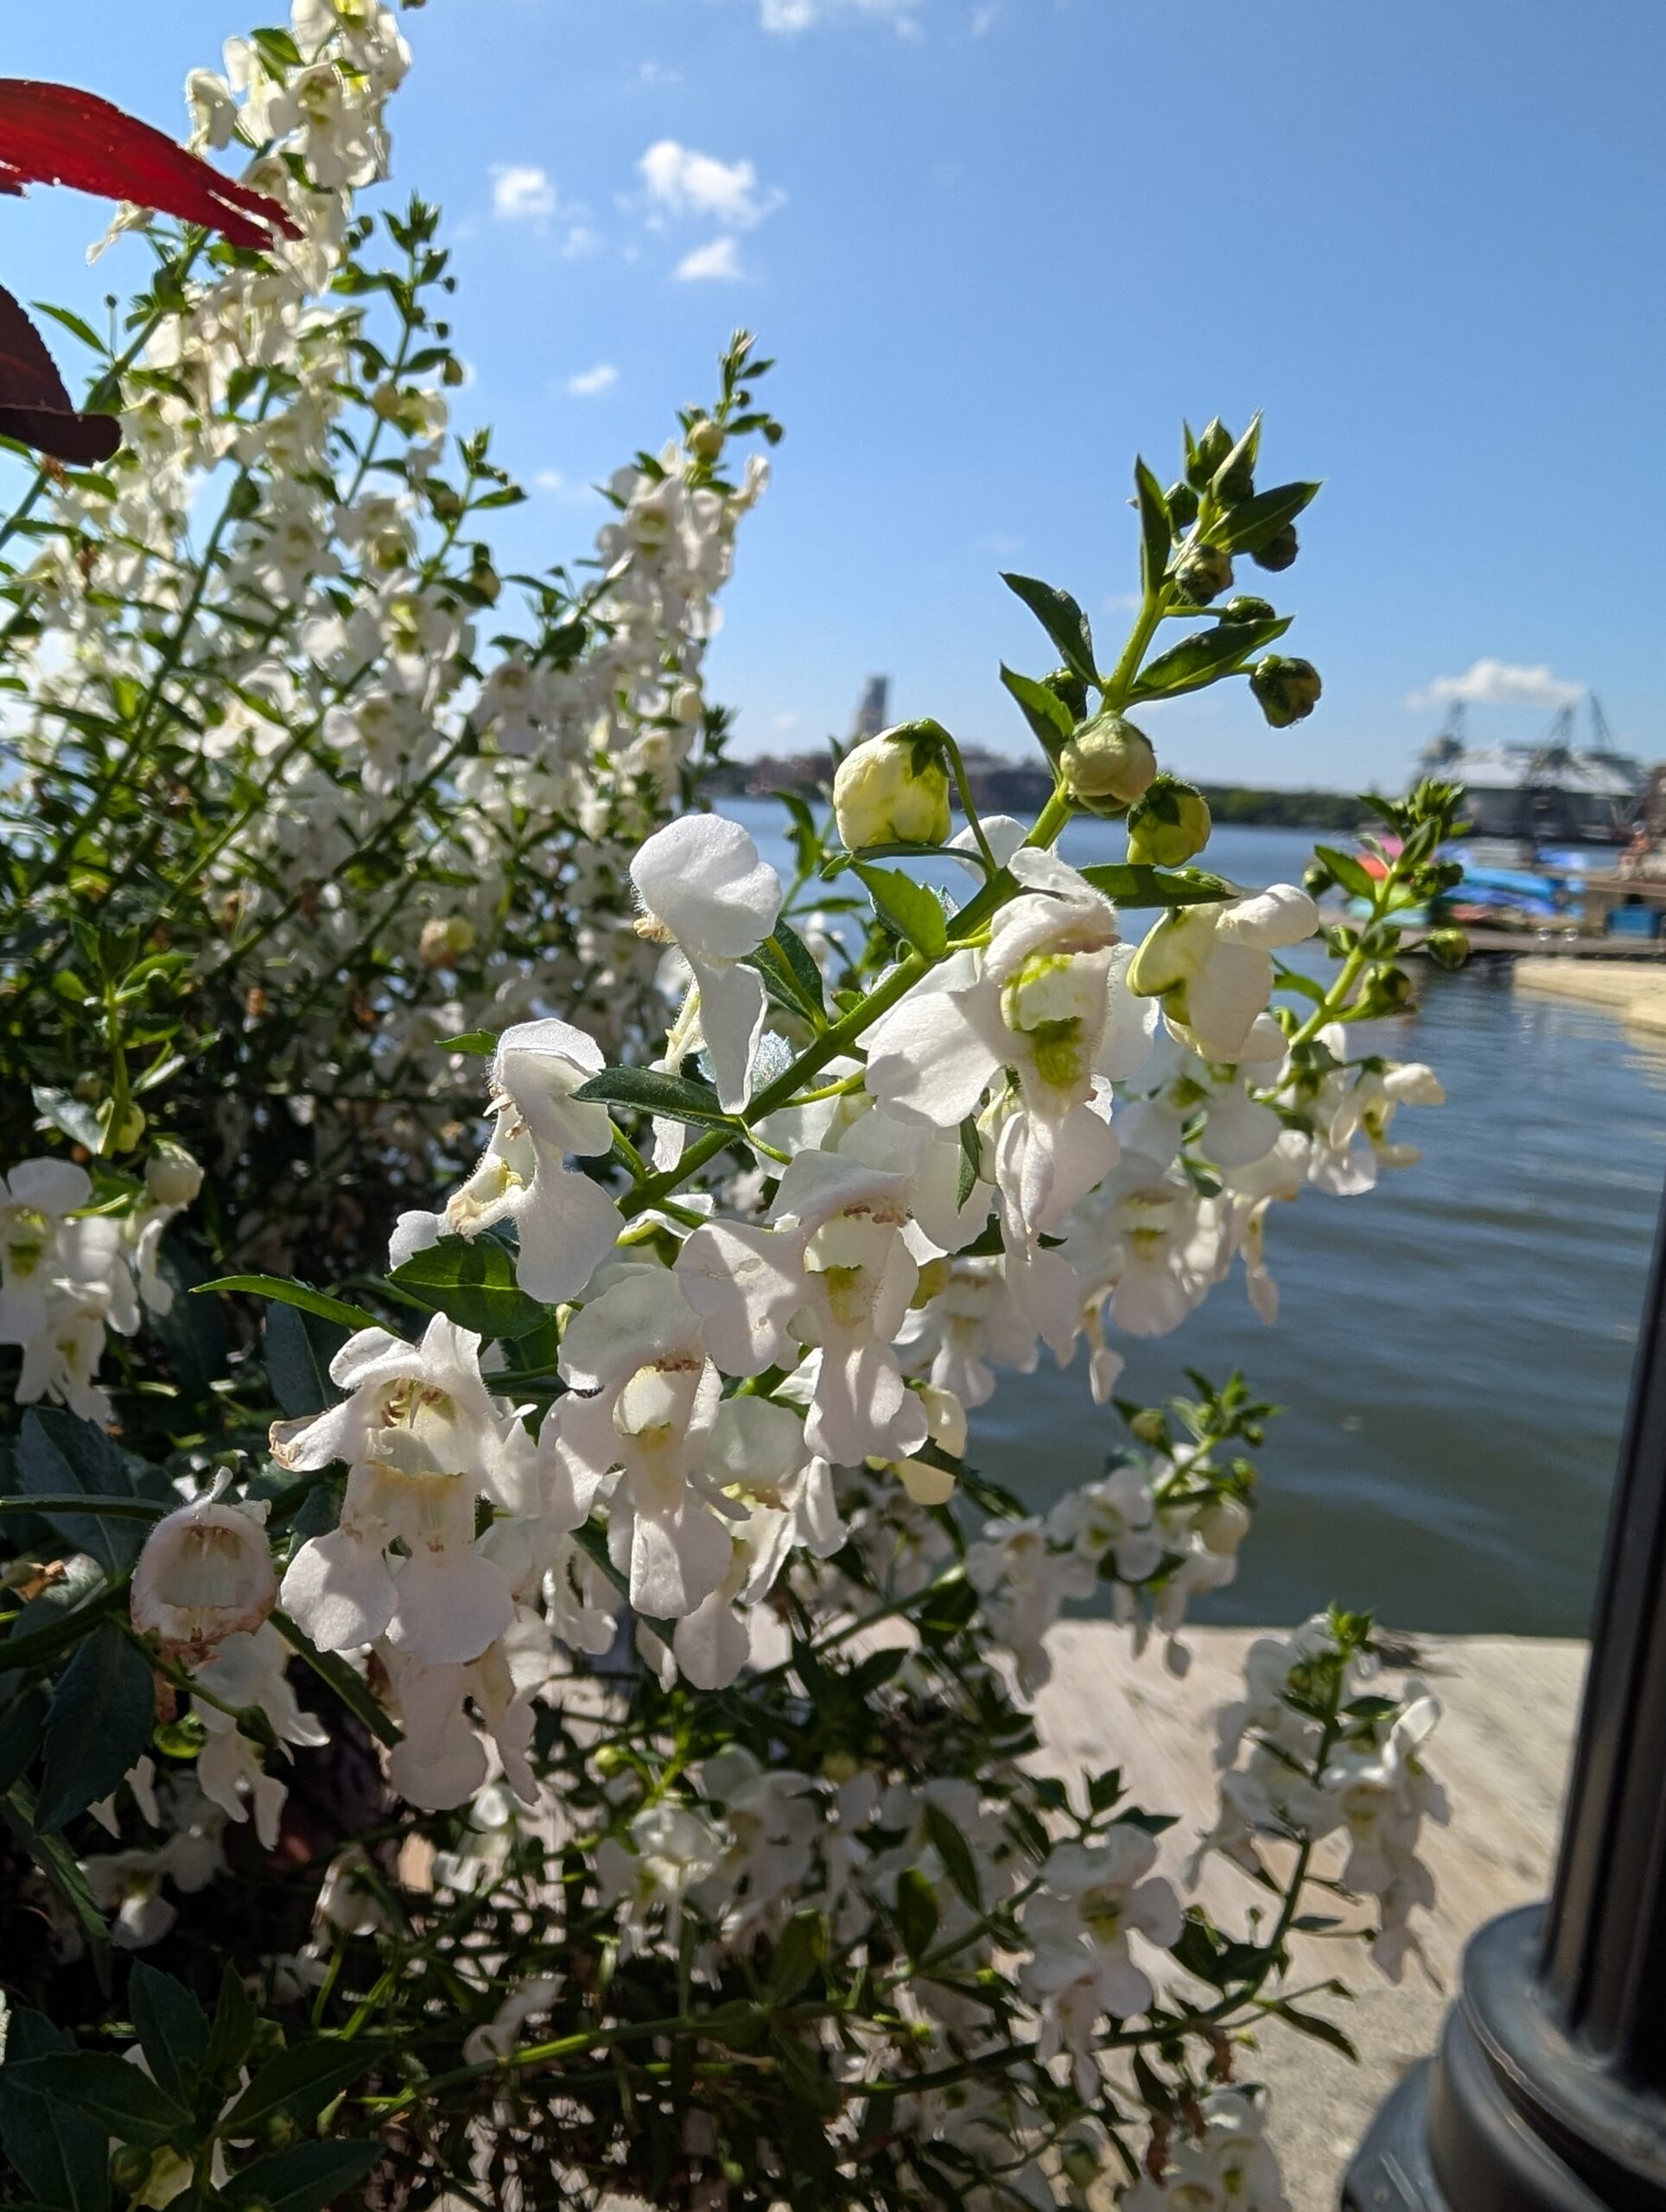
<box><xmin>688</xmin><ymin>416</ymin><xmax>726</xmax><ymax>464</ymax></box>
<box><xmin>1426</xmin><ymin>927</ymin><xmax>1470</xmax><ymax>970</ymax></box>
<box><xmin>1059</xmin><ymin>711</ymin><xmax>1157</xmax><ymax>814</ymax></box>
<box><xmin>1044</xmin><ymin>666</ymin><xmax>1089</xmax><ymax>722</ymax></box>
<box><xmin>1252</xmin><ymin>522</ymin><xmax>1300</xmax><ymax>572</ymax></box>
<box><xmin>1127</xmin><ymin>775</ymin><xmax>1211</xmax><ymax>867</ymax></box>
<box><xmin>1186</xmin><ymin>417</ymin><xmax>1233</xmax><ymax>492</ymax></box>
<box><xmin>1212</xmin><ymin>445</ymin><xmax>1256</xmax><ymax>506</ymax></box>
<box><xmin>1129</xmin><ymin>1407</ymin><xmax>1169</xmax><ymax>1446</ymax></box>
<box><xmin>1173</xmin><ymin>543</ymin><xmax>1234</xmax><ymax>606</ymax></box>
<box><xmin>1164</xmin><ymin>480</ymin><xmax>1199</xmax><ymax>531</ymax></box>
<box><xmin>1363</xmin><ymin>961</ymin><xmax>1414</xmax><ymax>1011</ymax></box>
<box><xmin>441</xmin><ymin>354</ymin><xmax>467</xmax><ymax>388</ymax></box>
<box><xmin>1302</xmin><ymin>860</ymin><xmax>1334</xmax><ymax>898</ymax></box>
<box><xmin>1412</xmin><ymin>859</ymin><xmax>1466</xmax><ymax>897</ymax></box>
<box><xmin>1222</xmin><ymin>594</ymin><xmax>1276</xmax><ymax>625</ymax></box>
<box><xmin>832</xmin><ymin>728</ymin><xmax>951</xmax><ymax>851</ymax></box>
<box><xmin>1250</xmin><ymin>654</ymin><xmax>1323</xmax><ymax>728</ymax></box>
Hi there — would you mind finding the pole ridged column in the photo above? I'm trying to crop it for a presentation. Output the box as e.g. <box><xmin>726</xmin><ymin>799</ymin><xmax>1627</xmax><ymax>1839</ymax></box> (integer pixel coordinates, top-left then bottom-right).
<box><xmin>1343</xmin><ymin>1180</ymin><xmax>1666</xmax><ymax>2211</ymax></box>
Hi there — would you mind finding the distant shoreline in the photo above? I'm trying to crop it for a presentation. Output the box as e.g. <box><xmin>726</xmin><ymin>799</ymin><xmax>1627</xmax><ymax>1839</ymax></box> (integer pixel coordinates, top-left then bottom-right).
<box><xmin>702</xmin><ymin>752</ymin><xmax>1365</xmax><ymax>833</ymax></box>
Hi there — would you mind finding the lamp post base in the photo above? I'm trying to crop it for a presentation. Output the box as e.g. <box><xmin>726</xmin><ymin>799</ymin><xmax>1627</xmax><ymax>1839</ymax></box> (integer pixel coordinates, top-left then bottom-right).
<box><xmin>1342</xmin><ymin>1908</ymin><xmax>1666</xmax><ymax>2212</ymax></box>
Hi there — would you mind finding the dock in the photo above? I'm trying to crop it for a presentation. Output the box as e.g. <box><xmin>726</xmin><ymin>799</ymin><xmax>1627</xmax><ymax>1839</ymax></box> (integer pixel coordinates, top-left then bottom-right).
<box><xmin>1513</xmin><ymin>955</ymin><xmax>1666</xmax><ymax>1028</ymax></box>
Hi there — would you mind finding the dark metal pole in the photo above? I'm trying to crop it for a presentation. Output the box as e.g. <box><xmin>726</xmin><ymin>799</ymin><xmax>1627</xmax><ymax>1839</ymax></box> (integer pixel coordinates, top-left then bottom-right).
<box><xmin>1343</xmin><ymin>1180</ymin><xmax>1666</xmax><ymax>2211</ymax></box>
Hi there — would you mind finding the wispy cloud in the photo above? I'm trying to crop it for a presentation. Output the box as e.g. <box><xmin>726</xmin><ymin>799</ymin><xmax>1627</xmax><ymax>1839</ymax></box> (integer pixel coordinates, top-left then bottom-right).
<box><xmin>493</xmin><ymin>163</ymin><xmax>556</xmax><ymax>222</ymax></box>
<box><xmin>1408</xmin><ymin>658</ymin><xmax>1585</xmax><ymax>712</ymax></box>
<box><xmin>639</xmin><ymin>140</ymin><xmax>783</xmax><ymax>229</ymax></box>
<box><xmin>760</xmin><ymin>0</ymin><xmax>924</xmax><ymax>32</ymax></box>
<box><xmin>491</xmin><ymin>164</ymin><xmax>597</xmax><ymax>255</ymax></box>
<box><xmin>566</xmin><ymin>363</ymin><xmax>619</xmax><ymax>397</ymax></box>
<box><xmin>534</xmin><ymin>469</ymin><xmax>601</xmax><ymax>505</ymax></box>
<box><xmin>676</xmin><ymin>236</ymin><xmax>747</xmax><ymax>283</ymax></box>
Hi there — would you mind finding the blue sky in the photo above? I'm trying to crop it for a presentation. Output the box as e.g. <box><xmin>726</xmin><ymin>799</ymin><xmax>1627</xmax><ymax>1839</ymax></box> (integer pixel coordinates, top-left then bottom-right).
<box><xmin>3</xmin><ymin>0</ymin><xmax>1661</xmax><ymax>787</ymax></box>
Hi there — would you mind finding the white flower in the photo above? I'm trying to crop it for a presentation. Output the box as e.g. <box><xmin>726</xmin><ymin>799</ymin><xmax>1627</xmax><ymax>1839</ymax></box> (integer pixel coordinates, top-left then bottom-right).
<box><xmin>865</xmin><ymin>851</ymin><xmax>1154</xmax><ymax>1248</ymax></box>
<box><xmin>130</xmin><ymin>1486</ymin><xmax>277</xmax><ymax>1659</ymax></box>
<box><xmin>0</xmin><ymin>1159</ymin><xmax>92</xmax><ymax>1347</ymax></box>
<box><xmin>595</xmin><ymin>1800</ymin><xmax>728</xmax><ymax>1951</ymax></box>
<box><xmin>462</xmin><ymin>1976</ymin><xmax>563</xmax><ymax>2068</ymax></box>
<box><xmin>274</xmin><ymin>1315</ymin><xmax>524</xmax><ymax>1662</ymax></box>
<box><xmin>543</xmin><ymin>1269</ymin><xmax>749</xmax><ymax>1618</ymax></box>
<box><xmin>189</xmin><ymin>1623</ymin><xmax>329</xmax><ymax>1849</ymax></box>
<box><xmin>1127</xmin><ymin>885</ymin><xmax>1319</xmax><ymax>1062</ymax></box>
<box><xmin>1021</xmin><ymin>1828</ymin><xmax>1181</xmax><ymax>2029</ymax></box>
<box><xmin>391</xmin><ymin>1018</ymin><xmax>622</xmax><ymax>1306</ymax></box>
<box><xmin>383</xmin><ymin>1608</ymin><xmax>550</xmax><ymax>1810</ymax></box>
<box><xmin>631</xmin><ymin>814</ymin><xmax>783</xmax><ymax>1109</ymax></box>
<box><xmin>1047</xmin><ymin>1463</ymin><xmax>1164</xmax><ymax>1585</ymax></box>
<box><xmin>1124</xmin><ymin>2090</ymin><xmax>1291</xmax><ymax>2211</ymax></box>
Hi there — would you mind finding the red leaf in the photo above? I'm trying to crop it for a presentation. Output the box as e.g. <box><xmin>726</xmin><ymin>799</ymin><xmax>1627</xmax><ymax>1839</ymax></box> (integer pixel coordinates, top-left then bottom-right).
<box><xmin>0</xmin><ymin>80</ymin><xmax>302</xmax><ymax>250</ymax></box>
<box><xmin>0</xmin><ymin>283</ymin><xmax>120</xmax><ymax>464</ymax></box>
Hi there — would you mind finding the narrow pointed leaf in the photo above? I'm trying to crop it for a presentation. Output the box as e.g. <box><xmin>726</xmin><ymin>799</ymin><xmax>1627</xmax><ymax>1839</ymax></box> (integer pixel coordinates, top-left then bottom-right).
<box><xmin>1000</xmin><ymin>572</ymin><xmax>1098</xmax><ymax>688</ymax></box>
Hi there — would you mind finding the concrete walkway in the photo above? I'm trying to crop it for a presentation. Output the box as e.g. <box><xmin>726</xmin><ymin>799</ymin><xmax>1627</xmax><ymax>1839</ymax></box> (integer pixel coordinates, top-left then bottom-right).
<box><xmin>1035</xmin><ymin>1624</ymin><xmax>1587</xmax><ymax>2205</ymax></box>
<box><xmin>1516</xmin><ymin>954</ymin><xmax>1666</xmax><ymax>1033</ymax></box>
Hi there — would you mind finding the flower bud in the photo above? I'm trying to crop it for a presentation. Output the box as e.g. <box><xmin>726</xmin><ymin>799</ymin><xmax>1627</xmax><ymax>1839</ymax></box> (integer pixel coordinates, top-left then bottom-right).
<box><xmin>1198</xmin><ymin>1497</ymin><xmax>1252</xmax><ymax>1554</ymax></box>
<box><xmin>1173</xmin><ymin>543</ymin><xmax>1234</xmax><ymax>606</ymax></box>
<box><xmin>1250</xmin><ymin>654</ymin><xmax>1322</xmax><ymax>728</ymax></box>
<box><xmin>1059</xmin><ymin>711</ymin><xmax>1156</xmax><ymax>814</ymax></box>
<box><xmin>896</xmin><ymin>1455</ymin><xmax>957</xmax><ymax>1507</ymax></box>
<box><xmin>1361</xmin><ymin>961</ymin><xmax>1414</xmax><ymax>1011</ymax></box>
<box><xmin>1413</xmin><ymin>859</ymin><xmax>1466</xmax><ymax>897</ymax></box>
<box><xmin>832</xmin><ymin>728</ymin><xmax>951</xmax><ymax>851</ymax></box>
<box><xmin>1164</xmin><ymin>480</ymin><xmax>1199</xmax><ymax>531</ymax></box>
<box><xmin>1129</xmin><ymin>1408</ymin><xmax>1169</xmax><ymax>1447</ymax></box>
<box><xmin>1252</xmin><ymin>522</ymin><xmax>1300</xmax><ymax>572</ymax></box>
<box><xmin>131</xmin><ymin>1491</ymin><xmax>276</xmax><ymax>1660</ymax></box>
<box><xmin>687</xmin><ymin>417</ymin><xmax>726</xmax><ymax>464</ymax></box>
<box><xmin>1127</xmin><ymin>776</ymin><xmax>1211</xmax><ymax>868</ymax></box>
<box><xmin>144</xmin><ymin>1140</ymin><xmax>203</xmax><ymax>1211</ymax></box>
<box><xmin>1426</xmin><ymin>927</ymin><xmax>1470</xmax><ymax>969</ymax></box>
<box><xmin>419</xmin><ymin>915</ymin><xmax>476</xmax><ymax>968</ymax></box>
<box><xmin>1222</xmin><ymin>594</ymin><xmax>1276</xmax><ymax>626</ymax></box>
<box><xmin>1044</xmin><ymin>667</ymin><xmax>1090</xmax><ymax>723</ymax></box>
<box><xmin>1186</xmin><ymin>417</ymin><xmax>1233</xmax><ymax>492</ymax></box>
<box><xmin>442</xmin><ymin>354</ymin><xmax>467</xmax><ymax>387</ymax></box>
<box><xmin>1302</xmin><ymin>861</ymin><xmax>1334</xmax><ymax>898</ymax></box>
<box><xmin>1212</xmin><ymin>443</ymin><xmax>1256</xmax><ymax>506</ymax></box>
<box><xmin>670</xmin><ymin>682</ymin><xmax>705</xmax><ymax>726</ymax></box>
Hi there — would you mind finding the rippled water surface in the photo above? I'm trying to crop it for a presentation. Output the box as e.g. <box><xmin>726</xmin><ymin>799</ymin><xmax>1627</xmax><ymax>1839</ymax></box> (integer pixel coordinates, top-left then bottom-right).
<box><xmin>733</xmin><ymin>804</ymin><xmax>1666</xmax><ymax>1634</ymax></box>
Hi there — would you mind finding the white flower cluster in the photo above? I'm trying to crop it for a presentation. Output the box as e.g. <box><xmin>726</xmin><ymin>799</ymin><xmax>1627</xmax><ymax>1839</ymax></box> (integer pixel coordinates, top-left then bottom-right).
<box><xmin>0</xmin><ymin>1146</ymin><xmax>202</xmax><ymax>1423</ymax></box>
<box><xmin>1200</xmin><ymin>1615</ymin><xmax>1450</xmax><ymax>1979</ymax></box>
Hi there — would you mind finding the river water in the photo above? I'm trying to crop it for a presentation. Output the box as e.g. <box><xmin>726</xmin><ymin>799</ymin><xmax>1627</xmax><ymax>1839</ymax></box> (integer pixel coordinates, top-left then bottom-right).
<box><xmin>728</xmin><ymin>804</ymin><xmax>1666</xmax><ymax>1635</ymax></box>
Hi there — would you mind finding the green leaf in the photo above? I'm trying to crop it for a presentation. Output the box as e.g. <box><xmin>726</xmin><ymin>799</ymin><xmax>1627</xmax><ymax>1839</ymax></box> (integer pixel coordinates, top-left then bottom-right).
<box><xmin>388</xmin><ymin>1233</ymin><xmax>549</xmax><ymax>1339</ymax></box>
<box><xmin>29</xmin><ymin>303</ymin><xmax>109</xmax><ymax>357</ymax></box>
<box><xmin>270</xmin><ymin>1611</ymin><xmax>402</xmax><ymax>1749</ymax></box>
<box><xmin>35</xmin><ymin>1621</ymin><xmax>155</xmax><ymax>1832</ymax></box>
<box><xmin>0</xmin><ymin>1681</ymin><xmax>48</xmax><ymax>1793</ymax></box>
<box><xmin>1209</xmin><ymin>480</ymin><xmax>1320</xmax><ymax>556</ymax></box>
<box><xmin>251</xmin><ymin>25</ymin><xmax>304</xmax><ymax>68</ymax></box>
<box><xmin>200</xmin><ymin>1967</ymin><xmax>258</xmax><ymax>2107</ymax></box>
<box><xmin>6</xmin><ymin>2056</ymin><xmax>189</xmax><ymax>2148</ymax></box>
<box><xmin>1128</xmin><ymin>617</ymin><xmax>1292</xmax><ymax>702</ymax></box>
<box><xmin>436</xmin><ymin>1030</ymin><xmax>496</xmax><ymax>1055</ymax></box>
<box><xmin>218</xmin><ymin>2040</ymin><xmax>385</xmax><ymax>2138</ymax></box>
<box><xmin>221</xmin><ymin>2140</ymin><xmax>382</xmax><ymax>2212</ymax></box>
<box><xmin>129</xmin><ymin>1964</ymin><xmax>210</xmax><ymax>2108</ymax></box>
<box><xmin>1313</xmin><ymin>843</ymin><xmax>1379</xmax><ymax>902</ymax></box>
<box><xmin>15</xmin><ymin>1409</ymin><xmax>142</xmax><ymax>1573</ymax></box>
<box><xmin>1</xmin><ymin>1783</ymin><xmax>112</xmax><ymax>1988</ymax></box>
<box><xmin>0</xmin><ymin>2010</ymin><xmax>111</xmax><ymax>2212</ymax></box>
<box><xmin>572</xmin><ymin>1066</ymin><xmax>741</xmax><ymax>1132</ymax></box>
<box><xmin>747</xmin><ymin>922</ymin><xmax>826</xmax><ymax>1026</ymax></box>
<box><xmin>1134</xmin><ymin>458</ymin><xmax>1171</xmax><ymax>598</ymax></box>
<box><xmin>766</xmin><ymin>1910</ymin><xmax>826</xmax><ymax>2005</ymax></box>
<box><xmin>998</xmin><ymin>664</ymin><xmax>1074</xmax><ymax>763</ymax></box>
<box><xmin>1076</xmin><ymin>863</ymin><xmax>1234</xmax><ymax>909</ymax></box>
<box><xmin>956</xmin><ymin>1118</ymin><xmax>982</xmax><ymax>1211</ymax></box>
<box><xmin>893</xmin><ymin>1866</ymin><xmax>940</xmax><ymax>1961</ymax></box>
<box><xmin>31</xmin><ymin>1089</ymin><xmax>103</xmax><ymax>1153</ymax></box>
<box><xmin>262</xmin><ymin>1304</ymin><xmax>348</xmax><ymax>1421</ymax></box>
<box><xmin>923</xmin><ymin>1801</ymin><xmax>982</xmax><ymax>1913</ymax></box>
<box><xmin>1000</xmin><ymin>572</ymin><xmax>1098</xmax><ymax>689</ymax></box>
<box><xmin>852</xmin><ymin>863</ymin><xmax>947</xmax><ymax>957</ymax></box>
<box><xmin>195</xmin><ymin>1277</ymin><xmax>382</xmax><ymax>1334</ymax></box>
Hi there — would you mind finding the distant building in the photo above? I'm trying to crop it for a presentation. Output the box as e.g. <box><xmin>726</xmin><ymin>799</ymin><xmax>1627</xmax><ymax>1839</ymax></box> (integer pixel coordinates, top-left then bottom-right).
<box><xmin>851</xmin><ymin>677</ymin><xmax>890</xmax><ymax>741</ymax></box>
<box><xmin>1421</xmin><ymin>701</ymin><xmax>1644</xmax><ymax>849</ymax></box>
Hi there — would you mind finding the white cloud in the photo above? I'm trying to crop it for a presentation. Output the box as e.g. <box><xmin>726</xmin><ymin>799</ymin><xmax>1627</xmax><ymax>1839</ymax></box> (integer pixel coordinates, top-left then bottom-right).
<box><xmin>566</xmin><ymin>363</ymin><xmax>619</xmax><ymax>397</ymax></box>
<box><xmin>970</xmin><ymin>3</ymin><xmax>998</xmax><ymax>30</ymax></box>
<box><xmin>1408</xmin><ymin>658</ymin><xmax>1585</xmax><ymax>712</ymax></box>
<box><xmin>675</xmin><ymin>236</ymin><xmax>746</xmax><ymax>283</ymax></box>
<box><xmin>761</xmin><ymin>0</ymin><xmax>924</xmax><ymax>29</ymax></box>
<box><xmin>772</xmin><ymin>711</ymin><xmax>801</xmax><ymax>734</ymax></box>
<box><xmin>492</xmin><ymin>163</ymin><xmax>557</xmax><ymax>223</ymax></box>
<box><xmin>491</xmin><ymin>164</ymin><xmax>596</xmax><ymax>255</ymax></box>
<box><xmin>639</xmin><ymin>60</ymin><xmax>683</xmax><ymax>85</ymax></box>
<box><xmin>639</xmin><ymin>140</ymin><xmax>783</xmax><ymax>229</ymax></box>
<box><xmin>534</xmin><ymin>469</ymin><xmax>601</xmax><ymax>506</ymax></box>
<box><xmin>534</xmin><ymin>469</ymin><xmax>567</xmax><ymax>493</ymax></box>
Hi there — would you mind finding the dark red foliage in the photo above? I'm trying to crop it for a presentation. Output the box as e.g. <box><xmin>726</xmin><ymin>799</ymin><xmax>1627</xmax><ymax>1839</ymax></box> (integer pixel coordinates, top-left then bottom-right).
<box><xmin>0</xmin><ymin>281</ymin><xmax>119</xmax><ymax>463</ymax></box>
<box><xmin>0</xmin><ymin>79</ymin><xmax>301</xmax><ymax>248</ymax></box>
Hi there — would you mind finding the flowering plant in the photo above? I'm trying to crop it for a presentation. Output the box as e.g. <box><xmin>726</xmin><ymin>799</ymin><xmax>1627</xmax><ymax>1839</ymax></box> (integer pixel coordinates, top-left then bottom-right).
<box><xmin>1</xmin><ymin>11</ymin><xmax>1467</xmax><ymax>2211</ymax></box>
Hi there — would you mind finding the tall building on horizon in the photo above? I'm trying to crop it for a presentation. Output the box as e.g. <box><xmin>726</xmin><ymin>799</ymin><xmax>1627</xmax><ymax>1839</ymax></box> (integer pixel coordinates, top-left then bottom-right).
<box><xmin>850</xmin><ymin>675</ymin><xmax>889</xmax><ymax>741</ymax></box>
